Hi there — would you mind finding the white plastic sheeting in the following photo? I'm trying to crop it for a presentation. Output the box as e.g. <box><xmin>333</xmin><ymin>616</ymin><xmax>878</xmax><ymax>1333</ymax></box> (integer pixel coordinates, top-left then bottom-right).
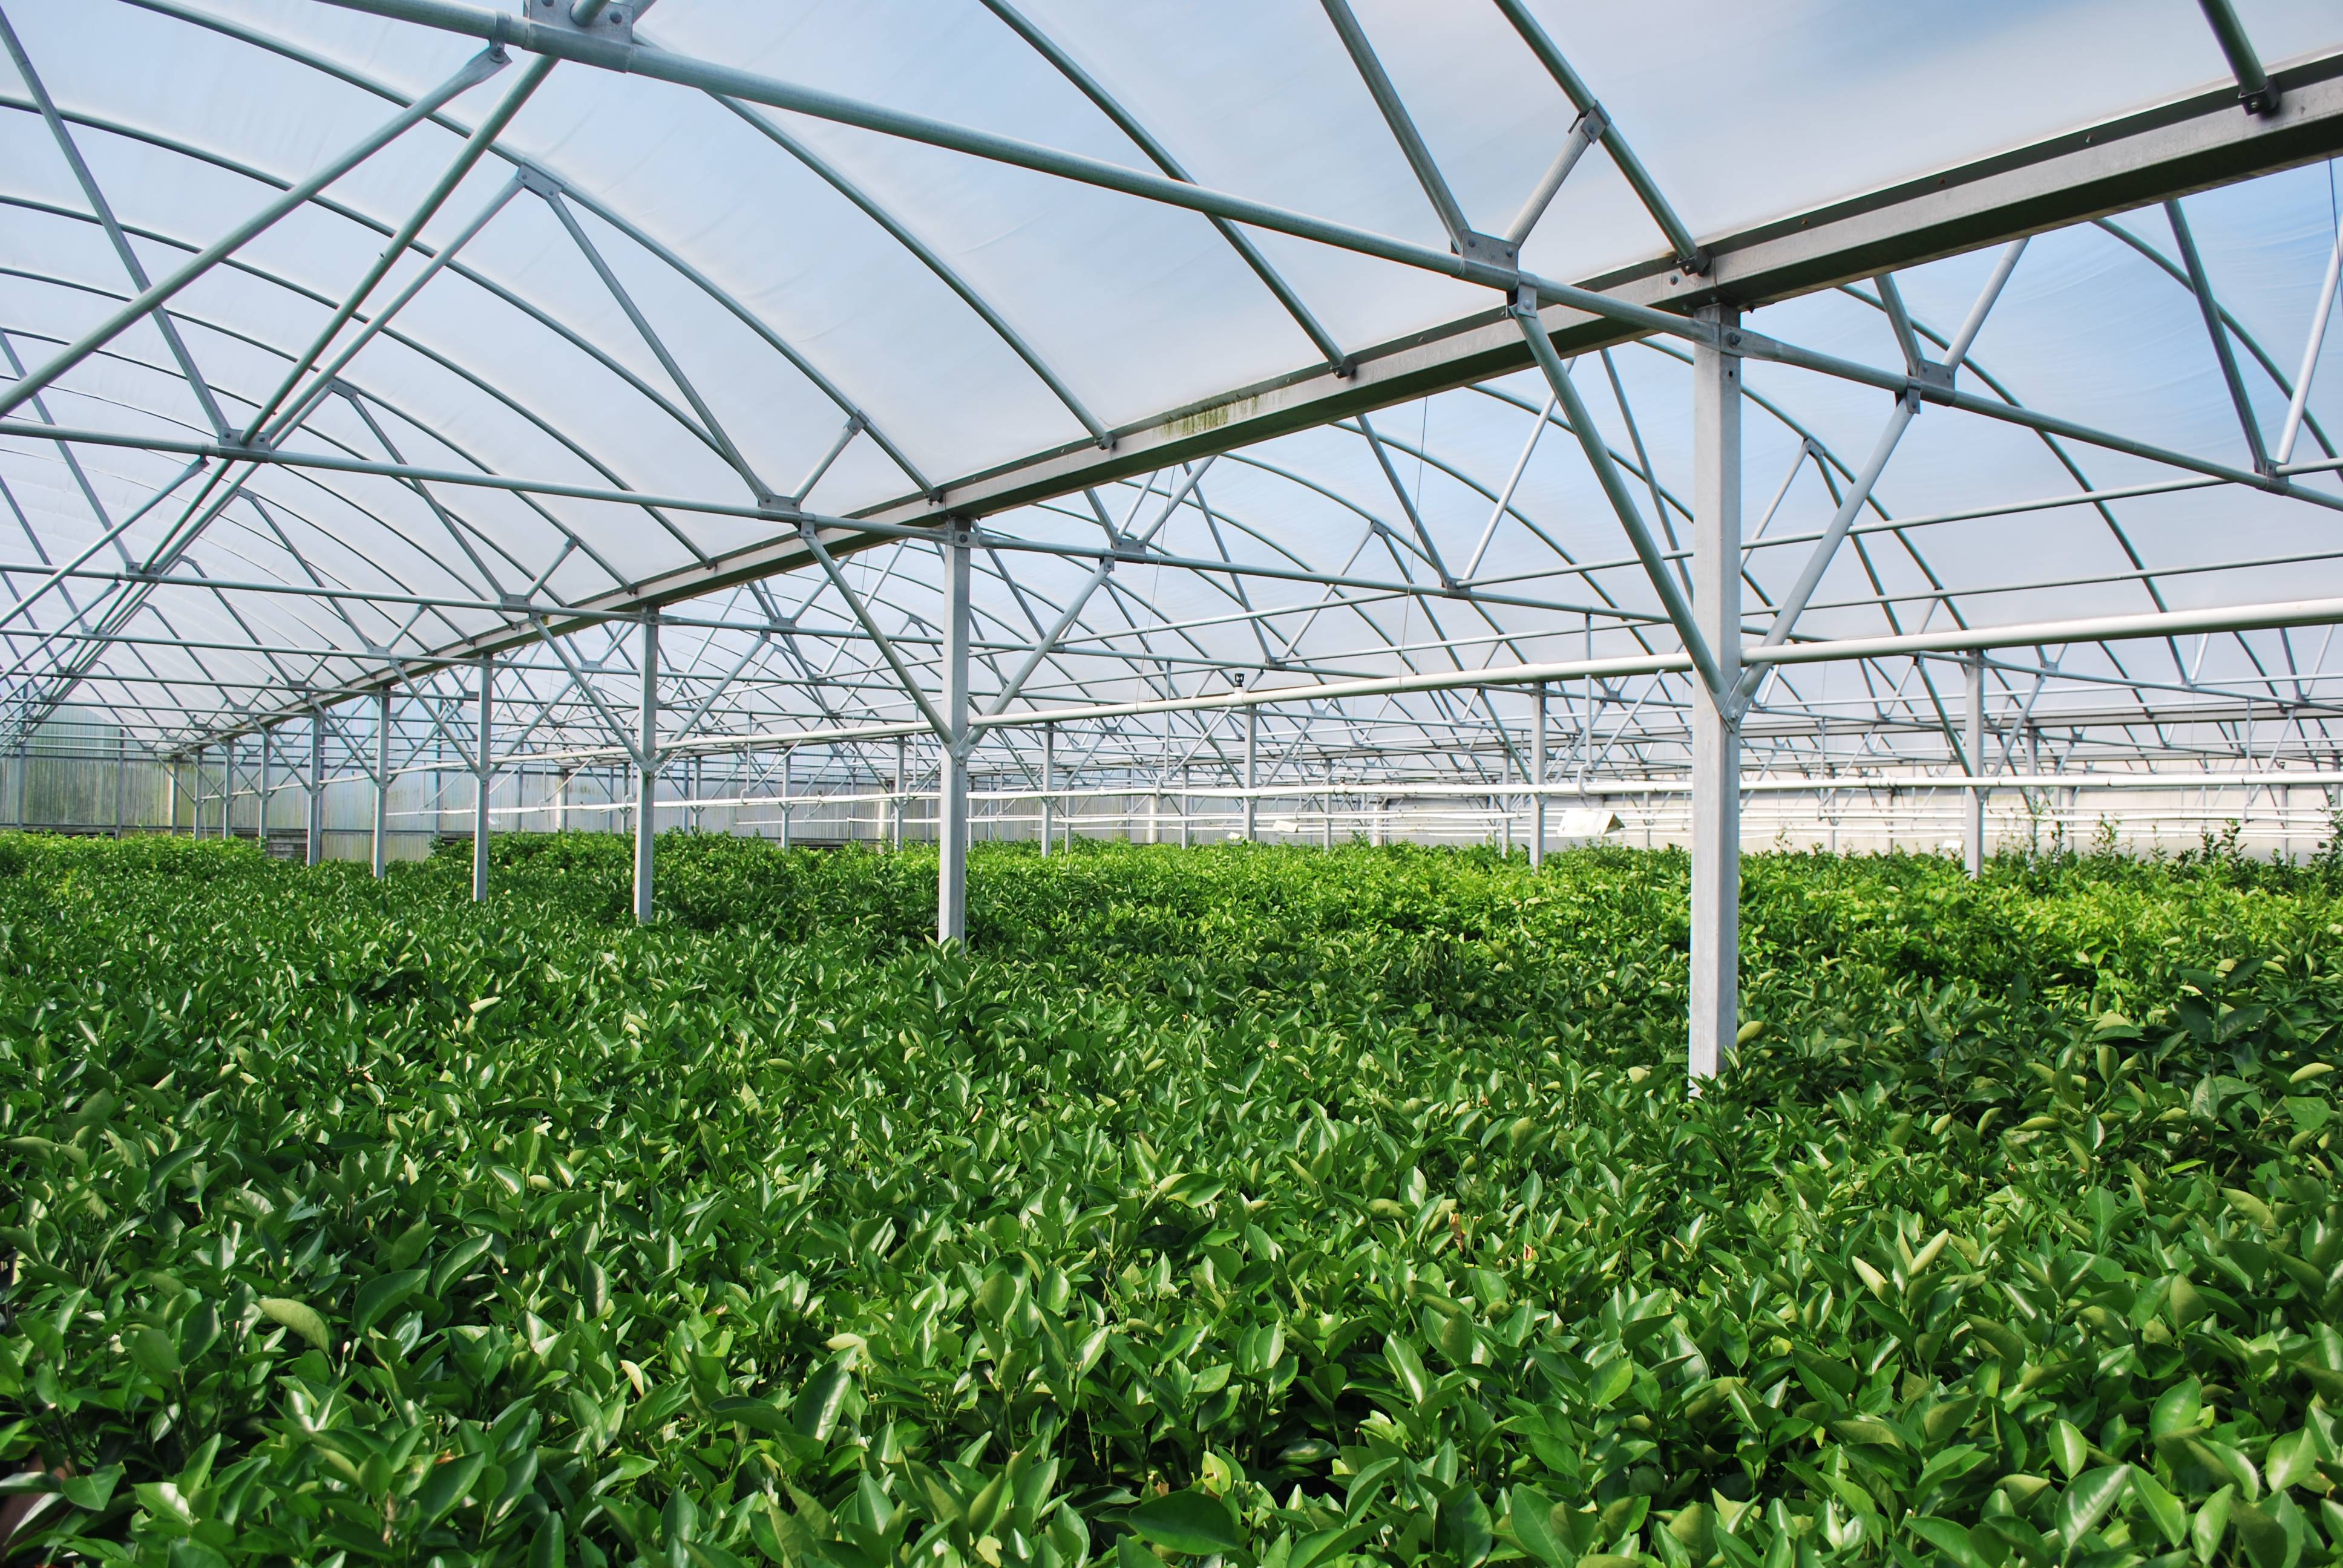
<box><xmin>0</xmin><ymin>0</ymin><xmax>2340</xmax><ymax>782</ymax></box>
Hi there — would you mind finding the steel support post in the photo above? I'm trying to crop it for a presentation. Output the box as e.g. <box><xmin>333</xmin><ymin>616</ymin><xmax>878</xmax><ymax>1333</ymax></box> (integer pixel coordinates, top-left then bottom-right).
<box><xmin>1532</xmin><ymin>682</ymin><xmax>1548</xmax><ymax>869</ymax></box>
<box><xmin>635</xmin><ymin>618</ymin><xmax>658</xmax><ymax>923</ymax></box>
<box><xmin>1965</xmin><ymin>655</ymin><xmax>1985</xmax><ymax>878</ymax></box>
<box><xmin>1040</xmin><ymin>724</ymin><xmax>1055</xmax><ymax>856</ymax></box>
<box><xmin>1579</xmin><ymin>614</ymin><xmax>1593</xmax><ymax>789</ymax></box>
<box><xmin>167</xmin><ymin>757</ymin><xmax>179</xmax><ymax>835</ymax></box>
<box><xmin>307</xmin><ymin>708</ymin><xmax>325</xmax><ymax>866</ymax></box>
<box><xmin>15</xmin><ymin>738</ymin><xmax>27</xmax><ymax>830</ymax></box>
<box><xmin>778</xmin><ymin>750</ymin><xmax>791</xmax><ymax>849</ymax></box>
<box><xmin>1323</xmin><ymin>762</ymin><xmax>1335</xmax><ymax>850</ymax></box>
<box><xmin>220</xmin><ymin>734</ymin><xmax>234</xmax><ymax>840</ymax></box>
<box><xmin>372</xmin><ymin>687</ymin><xmax>390</xmax><ymax>877</ymax></box>
<box><xmin>114</xmin><ymin>731</ymin><xmax>125</xmax><ymax>838</ymax></box>
<box><xmin>893</xmin><ymin>736</ymin><xmax>905</xmax><ymax>850</ymax></box>
<box><xmin>1688</xmin><ymin>305</ymin><xmax>1742</xmax><ymax>1083</ymax></box>
<box><xmin>1179</xmin><ymin>766</ymin><xmax>1192</xmax><ymax>849</ymax></box>
<box><xmin>1243</xmin><ymin>708</ymin><xmax>1259</xmax><ymax>841</ymax></box>
<box><xmin>937</xmin><ymin>523</ymin><xmax>972</xmax><ymax>943</ymax></box>
<box><xmin>257</xmin><ymin>727</ymin><xmax>272</xmax><ymax>844</ymax></box>
<box><xmin>473</xmin><ymin>658</ymin><xmax>493</xmax><ymax>901</ymax></box>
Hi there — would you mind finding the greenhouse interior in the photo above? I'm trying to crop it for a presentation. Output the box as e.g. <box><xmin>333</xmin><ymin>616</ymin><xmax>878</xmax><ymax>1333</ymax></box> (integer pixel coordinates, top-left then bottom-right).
<box><xmin>5</xmin><ymin>1</ymin><xmax>2343</xmax><ymax>1564</ymax></box>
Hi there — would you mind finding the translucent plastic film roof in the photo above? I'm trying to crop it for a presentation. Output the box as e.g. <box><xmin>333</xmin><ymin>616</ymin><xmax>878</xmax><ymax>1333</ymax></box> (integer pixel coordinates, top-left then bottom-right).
<box><xmin>3</xmin><ymin>0</ymin><xmax>2343</xmax><ymax>782</ymax></box>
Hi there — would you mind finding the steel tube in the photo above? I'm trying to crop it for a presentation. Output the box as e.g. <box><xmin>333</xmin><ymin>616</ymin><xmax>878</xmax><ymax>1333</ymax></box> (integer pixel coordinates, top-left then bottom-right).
<box><xmin>1244</xmin><ymin>707</ymin><xmax>1259</xmax><ymax>841</ymax></box>
<box><xmin>937</xmin><ymin>526</ymin><xmax>971</xmax><ymax>942</ymax></box>
<box><xmin>1964</xmin><ymin>655</ymin><xmax>1984</xmax><ymax>877</ymax></box>
<box><xmin>372</xmin><ymin>687</ymin><xmax>390</xmax><ymax>876</ymax></box>
<box><xmin>309</xmin><ymin>0</ymin><xmax>1706</xmax><ymax>345</ymax></box>
<box><xmin>1531</xmin><ymin>682</ymin><xmax>1547</xmax><ymax>868</ymax></box>
<box><xmin>2278</xmin><ymin>223</ymin><xmax>2343</xmax><ymax>465</ymax></box>
<box><xmin>1513</xmin><ymin>295</ymin><xmax>1726</xmax><ymax>695</ymax></box>
<box><xmin>634</xmin><ymin>619</ymin><xmax>657</xmax><ymax>922</ymax></box>
<box><xmin>1688</xmin><ymin>306</ymin><xmax>1741</xmax><ymax>1082</ymax></box>
<box><xmin>473</xmin><ymin>658</ymin><xmax>492</xmax><ymax>900</ymax></box>
<box><xmin>1040</xmin><ymin>723</ymin><xmax>1054</xmax><ymax>856</ymax></box>
<box><xmin>0</xmin><ymin>47</ymin><xmax>505</xmax><ymax>421</ymax></box>
<box><xmin>307</xmin><ymin>708</ymin><xmax>325</xmax><ymax>865</ymax></box>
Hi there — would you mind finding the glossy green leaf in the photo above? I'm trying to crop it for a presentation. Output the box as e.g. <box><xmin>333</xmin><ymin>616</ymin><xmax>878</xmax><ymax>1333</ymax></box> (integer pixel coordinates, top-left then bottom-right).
<box><xmin>1126</xmin><ymin>1490</ymin><xmax>1240</xmax><ymax>1557</ymax></box>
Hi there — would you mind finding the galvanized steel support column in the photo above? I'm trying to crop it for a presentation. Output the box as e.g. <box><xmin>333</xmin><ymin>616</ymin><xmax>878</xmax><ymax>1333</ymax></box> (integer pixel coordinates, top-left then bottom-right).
<box><xmin>778</xmin><ymin>750</ymin><xmax>791</xmax><ymax>849</ymax></box>
<box><xmin>473</xmin><ymin>658</ymin><xmax>493</xmax><ymax>901</ymax></box>
<box><xmin>1688</xmin><ymin>305</ymin><xmax>1742</xmax><ymax>1082</ymax></box>
<box><xmin>937</xmin><ymin>522</ymin><xmax>972</xmax><ymax>943</ymax></box>
<box><xmin>1532</xmin><ymin>682</ymin><xmax>1547</xmax><ymax>869</ymax></box>
<box><xmin>167</xmin><ymin>757</ymin><xmax>179</xmax><ymax>835</ymax></box>
<box><xmin>220</xmin><ymin>734</ymin><xmax>234</xmax><ymax>840</ymax></box>
<box><xmin>1243</xmin><ymin>708</ymin><xmax>1259</xmax><ymax>841</ymax></box>
<box><xmin>258</xmin><ymin>727</ymin><xmax>273</xmax><ymax>845</ymax></box>
<box><xmin>114</xmin><ymin>731</ymin><xmax>125</xmax><ymax>838</ymax></box>
<box><xmin>635</xmin><ymin>618</ymin><xmax>658</xmax><ymax>923</ymax></box>
<box><xmin>372</xmin><ymin>688</ymin><xmax>390</xmax><ymax>877</ymax></box>
<box><xmin>307</xmin><ymin>709</ymin><xmax>324</xmax><ymax>865</ymax></box>
<box><xmin>1040</xmin><ymin>724</ymin><xmax>1055</xmax><ymax>857</ymax></box>
<box><xmin>1965</xmin><ymin>655</ymin><xmax>1985</xmax><ymax>878</ymax></box>
<box><xmin>893</xmin><ymin>737</ymin><xmax>905</xmax><ymax>850</ymax></box>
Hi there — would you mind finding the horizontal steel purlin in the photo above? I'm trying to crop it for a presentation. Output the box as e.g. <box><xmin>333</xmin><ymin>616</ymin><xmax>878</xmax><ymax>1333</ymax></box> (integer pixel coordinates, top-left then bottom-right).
<box><xmin>387</xmin><ymin>593</ymin><xmax>2343</xmax><ymax>769</ymax></box>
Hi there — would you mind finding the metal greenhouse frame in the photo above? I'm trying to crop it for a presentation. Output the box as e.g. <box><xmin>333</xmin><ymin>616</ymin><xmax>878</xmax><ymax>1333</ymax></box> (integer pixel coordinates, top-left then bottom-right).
<box><xmin>4</xmin><ymin>0</ymin><xmax>2343</xmax><ymax>1075</ymax></box>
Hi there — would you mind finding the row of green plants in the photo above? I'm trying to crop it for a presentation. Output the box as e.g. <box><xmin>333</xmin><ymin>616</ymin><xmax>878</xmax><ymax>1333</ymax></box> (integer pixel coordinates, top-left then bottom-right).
<box><xmin>1</xmin><ymin>832</ymin><xmax>2338</xmax><ymax>1568</ymax></box>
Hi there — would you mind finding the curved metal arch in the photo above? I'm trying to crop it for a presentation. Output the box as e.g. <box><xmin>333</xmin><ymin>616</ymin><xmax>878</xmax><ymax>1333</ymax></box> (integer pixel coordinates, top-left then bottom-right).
<box><xmin>0</xmin><ymin>251</ymin><xmax>641</xmax><ymax>609</ymax></box>
<box><xmin>974</xmin><ymin>0</ymin><xmax>1349</xmax><ymax>374</ymax></box>
<box><xmin>0</xmin><ymin>481</ymin><xmax>228</xmax><ymax>739</ymax></box>
<box><xmin>0</xmin><ymin>106</ymin><xmax>736</xmax><ymax>563</ymax></box>
<box><xmin>0</xmin><ymin>350</ymin><xmax>357</xmax><ymax>714</ymax></box>
<box><xmin>19</xmin><ymin>6</ymin><xmax>2340</xmax><ymax>783</ymax></box>
<box><xmin>926</xmin><ymin>509</ymin><xmax>1258</xmax><ymax>708</ymax></box>
<box><xmin>1830</xmin><ymin>278</ymin><xmax>2168</xmax><ymax>631</ymax></box>
<box><xmin>1</xmin><ymin>431</ymin><xmax>512</xmax><ymax>683</ymax></box>
<box><xmin>1326</xmin><ymin>413</ymin><xmax>1674</xmax><ymax>608</ymax></box>
<box><xmin>0</xmin><ymin>307</ymin><xmax>825</xmax><ymax>748</ymax></box>
<box><xmin>0</xmin><ymin>188</ymin><xmax>735</xmax><ymax>587</ymax></box>
<box><xmin>707</xmin><ymin>95</ymin><xmax>1107</xmax><ymax>446</ymax></box>
<box><xmin>2094</xmin><ymin>214</ymin><xmax>2338</xmax><ymax>461</ymax></box>
<box><xmin>113</xmin><ymin>0</ymin><xmax>934</xmax><ymax>497</ymax></box>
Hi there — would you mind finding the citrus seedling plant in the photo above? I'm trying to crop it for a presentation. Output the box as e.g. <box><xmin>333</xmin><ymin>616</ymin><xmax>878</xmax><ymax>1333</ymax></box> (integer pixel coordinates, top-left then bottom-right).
<box><xmin>2</xmin><ymin>834</ymin><xmax>2338</xmax><ymax>1568</ymax></box>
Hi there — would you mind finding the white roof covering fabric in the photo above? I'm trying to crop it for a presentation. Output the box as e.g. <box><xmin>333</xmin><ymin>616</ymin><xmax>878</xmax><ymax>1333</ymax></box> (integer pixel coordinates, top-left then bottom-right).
<box><xmin>1</xmin><ymin>0</ymin><xmax>2342</xmax><ymax>783</ymax></box>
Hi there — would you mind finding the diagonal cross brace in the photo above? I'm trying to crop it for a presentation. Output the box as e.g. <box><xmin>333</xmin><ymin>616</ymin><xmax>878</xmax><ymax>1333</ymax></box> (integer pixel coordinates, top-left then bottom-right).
<box><xmin>1510</xmin><ymin>291</ymin><xmax>1724</xmax><ymax>698</ymax></box>
<box><xmin>0</xmin><ymin>4</ymin><xmax>231</xmax><ymax>438</ymax></box>
<box><xmin>0</xmin><ymin>46</ymin><xmax>507</xmax><ymax>422</ymax></box>
<box><xmin>798</xmin><ymin>524</ymin><xmax>951</xmax><ymax>739</ymax></box>
<box><xmin>528</xmin><ymin>614</ymin><xmax>647</xmax><ymax>768</ymax></box>
<box><xmin>985</xmin><ymin>460</ymin><xmax>1213</xmax><ymax>717</ymax></box>
<box><xmin>1727</xmin><ymin>238</ymin><xmax>2031</xmax><ymax>715</ymax></box>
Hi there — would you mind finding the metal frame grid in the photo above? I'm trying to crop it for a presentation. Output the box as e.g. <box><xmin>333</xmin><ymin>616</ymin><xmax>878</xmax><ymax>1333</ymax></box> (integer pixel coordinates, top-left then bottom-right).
<box><xmin>5</xmin><ymin>0</ymin><xmax>2343</xmax><ymax>1070</ymax></box>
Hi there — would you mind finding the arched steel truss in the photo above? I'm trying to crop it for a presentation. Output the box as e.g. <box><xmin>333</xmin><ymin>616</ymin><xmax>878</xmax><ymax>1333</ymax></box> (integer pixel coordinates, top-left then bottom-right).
<box><xmin>5</xmin><ymin>0</ymin><xmax>2343</xmax><ymax>1067</ymax></box>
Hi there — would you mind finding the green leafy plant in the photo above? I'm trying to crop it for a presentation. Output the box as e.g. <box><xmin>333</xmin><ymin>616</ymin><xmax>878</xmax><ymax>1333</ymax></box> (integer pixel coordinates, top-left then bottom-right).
<box><xmin>2</xmin><ymin>835</ymin><xmax>2338</xmax><ymax>1567</ymax></box>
